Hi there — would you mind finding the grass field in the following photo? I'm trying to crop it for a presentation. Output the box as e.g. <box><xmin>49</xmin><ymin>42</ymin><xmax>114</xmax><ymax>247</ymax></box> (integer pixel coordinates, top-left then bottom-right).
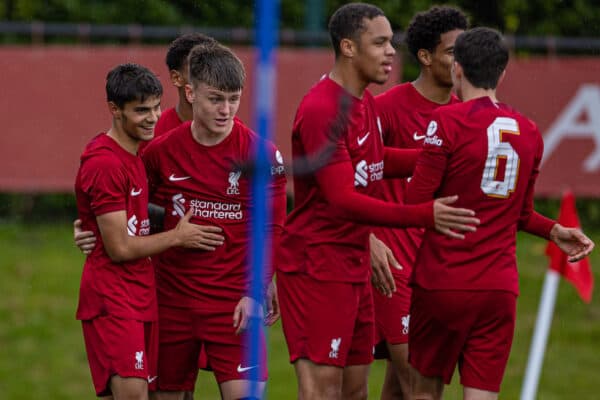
<box><xmin>0</xmin><ymin>221</ymin><xmax>598</xmax><ymax>399</ymax></box>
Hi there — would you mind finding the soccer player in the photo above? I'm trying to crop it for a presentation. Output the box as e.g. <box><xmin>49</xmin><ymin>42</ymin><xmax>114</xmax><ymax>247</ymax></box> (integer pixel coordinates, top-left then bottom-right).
<box><xmin>144</xmin><ymin>43</ymin><xmax>286</xmax><ymax>400</ymax></box>
<box><xmin>74</xmin><ymin>32</ymin><xmax>217</xmax><ymax>251</ymax></box>
<box><xmin>276</xmin><ymin>4</ymin><xmax>480</xmax><ymax>400</ymax></box>
<box><xmin>154</xmin><ymin>32</ymin><xmax>217</xmax><ymax>138</ymax></box>
<box><xmin>370</xmin><ymin>6</ymin><xmax>467</xmax><ymax>399</ymax></box>
<box><xmin>75</xmin><ymin>63</ymin><xmax>219</xmax><ymax>399</ymax></box>
<box><xmin>405</xmin><ymin>27</ymin><xmax>595</xmax><ymax>400</ymax></box>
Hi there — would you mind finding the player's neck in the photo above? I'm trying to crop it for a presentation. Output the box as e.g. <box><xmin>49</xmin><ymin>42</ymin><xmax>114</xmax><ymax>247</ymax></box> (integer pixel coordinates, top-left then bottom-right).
<box><xmin>329</xmin><ymin>64</ymin><xmax>368</xmax><ymax>99</ymax></box>
<box><xmin>106</xmin><ymin>127</ymin><xmax>139</xmax><ymax>155</ymax></box>
<box><xmin>190</xmin><ymin>120</ymin><xmax>232</xmax><ymax>146</ymax></box>
<box><xmin>176</xmin><ymin>90</ymin><xmax>193</xmax><ymax>122</ymax></box>
<box><xmin>412</xmin><ymin>75</ymin><xmax>453</xmax><ymax>104</ymax></box>
<box><xmin>460</xmin><ymin>84</ymin><xmax>498</xmax><ymax>103</ymax></box>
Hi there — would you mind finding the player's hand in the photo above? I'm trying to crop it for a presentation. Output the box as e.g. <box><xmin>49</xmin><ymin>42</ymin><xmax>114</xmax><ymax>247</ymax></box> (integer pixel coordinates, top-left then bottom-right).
<box><xmin>264</xmin><ymin>281</ymin><xmax>280</xmax><ymax>326</ymax></box>
<box><xmin>174</xmin><ymin>208</ymin><xmax>225</xmax><ymax>250</ymax></box>
<box><xmin>549</xmin><ymin>224</ymin><xmax>595</xmax><ymax>262</ymax></box>
<box><xmin>233</xmin><ymin>296</ymin><xmax>264</xmax><ymax>335</ymax></box>
<box><xmin>73</xmin><ymin>219</ymin><xmax>96</xmax><ymax>255</ymax></box>
<box><xmin>433</xmin><ymin>195</ymin><xmax>480</xmax><ymax>239</ymax></box>
<box><xmin>369</xmin><ymin>233</ymin><xmax>401</xmax><ymax>298</ymax></box>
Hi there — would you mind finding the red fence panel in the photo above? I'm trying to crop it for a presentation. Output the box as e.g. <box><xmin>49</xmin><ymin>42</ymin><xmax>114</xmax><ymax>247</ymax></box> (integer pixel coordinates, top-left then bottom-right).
<box><xmin>1</xmin><ymin>46</ymin><xmax>599</xmax><ymax>197</ymax></box>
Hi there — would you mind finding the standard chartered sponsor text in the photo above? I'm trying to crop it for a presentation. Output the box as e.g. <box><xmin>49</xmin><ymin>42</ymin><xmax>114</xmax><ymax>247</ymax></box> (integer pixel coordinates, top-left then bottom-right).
<box><xmin>189</xmin><ymin>199</ymin><xmax>243</xmax><ymax>220</ymax></box>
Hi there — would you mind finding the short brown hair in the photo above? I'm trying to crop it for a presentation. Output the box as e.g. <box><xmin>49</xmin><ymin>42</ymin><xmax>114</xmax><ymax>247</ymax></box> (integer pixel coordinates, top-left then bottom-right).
<box><xmin>188</xmin><ymin>43</ymin><xmax>245</xmax><ymax>91</ymax></box>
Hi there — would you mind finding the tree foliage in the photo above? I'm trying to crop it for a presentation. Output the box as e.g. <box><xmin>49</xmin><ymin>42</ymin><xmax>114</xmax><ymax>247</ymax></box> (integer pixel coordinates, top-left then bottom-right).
<box><xmin>2</xmin><ymin>0</ymin><xmax>600</xmax><ymax>37</ymax></box>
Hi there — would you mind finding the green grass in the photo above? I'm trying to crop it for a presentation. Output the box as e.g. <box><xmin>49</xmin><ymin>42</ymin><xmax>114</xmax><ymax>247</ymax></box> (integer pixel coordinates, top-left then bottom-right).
<box><xmin>0</xmin><ymin>222</ymin><xmax>599</xmax><ymax>399</ymax></box>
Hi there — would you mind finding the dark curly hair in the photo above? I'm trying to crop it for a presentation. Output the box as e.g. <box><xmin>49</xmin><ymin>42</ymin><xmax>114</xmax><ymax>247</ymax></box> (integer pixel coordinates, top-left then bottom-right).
<box><xmin>165</xmin><ymin>33</ymin><xmax>216</xmax><ymax>72</ymax></box>
<box><xmin>405</xmin><ymin>6</ymin><xmax>468</xmax><ymax>61</ymax></box>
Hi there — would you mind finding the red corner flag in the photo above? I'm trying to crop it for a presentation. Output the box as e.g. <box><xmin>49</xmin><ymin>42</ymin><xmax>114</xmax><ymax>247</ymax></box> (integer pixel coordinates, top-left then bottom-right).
<box><xmin>545</xmin><ymin>191</ymin><xmax>594</xmax><ymax>302</ymax></box>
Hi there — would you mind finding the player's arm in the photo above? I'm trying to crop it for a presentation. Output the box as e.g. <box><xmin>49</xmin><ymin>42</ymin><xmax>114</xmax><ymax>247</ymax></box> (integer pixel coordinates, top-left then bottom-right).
<box><xmin>404</xmin><ymin>121</ymin><xmax>479</xmax><ymax>239</ymax></box>
<box><xmin>369</xmin><ymin>232</ymin><xmax>401</xmax><ymax>297</ymax></box>
<box><xmin>97</xmin><ymin>208</ymin><xmax>223</xmax><ymax>262</ymax></box>
<box><xmin>517</xmin><ymin>137</ymin><xmax>594</xmax><ymax>262</ymax></box>
<box><xmin>383</xmin><ymin>147</ymin><xmax>421</xmax><ymax>179</ymax></box>
<box><xmin>73</xmin><ymin>219</ymin><xmax>96</xmax><ymax>255</ymax></box>
<box><xmin>239</xmin><ymin>147</ymin><xmax>287</xmax><ymax>330</ymax></box>
<box><xmin>316</xmin><ymin>161</ymin><xmax>478</xmax><ymax>235</ymax></box>
<box><xmin>264</xmin><ymin>162</ymin><xmax>286</xmax><ymax>326</ymax></box>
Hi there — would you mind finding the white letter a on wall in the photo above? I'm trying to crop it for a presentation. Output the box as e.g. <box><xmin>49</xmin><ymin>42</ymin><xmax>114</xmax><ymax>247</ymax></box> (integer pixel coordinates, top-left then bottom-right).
<box><xmin>542</xmin><ymin>84</ymin><xmax>600</xmax><ymax>172</ymax></box>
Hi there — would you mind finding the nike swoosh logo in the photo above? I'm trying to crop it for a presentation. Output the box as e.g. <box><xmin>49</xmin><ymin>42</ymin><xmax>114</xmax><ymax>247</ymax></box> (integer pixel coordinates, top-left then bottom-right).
<box><xmin>237</xmin><ymin>364</ymin><xmax>258</xmax><ymax>373</ymax></box>
<box><xmin>130</xmin><ymin>188</ymin><xmax>142</xmax><ymax>196</ymax></box>
<box><xmin>357</xmin><ymin>132</ymin><xmax>370</xmax><ymax>146</ymax></box>
<box><xmin>147</xmin><ymin>375</ymin><xmax>158</xmax><ymax>383</ymax></box>
<box><xmin>413</xmin><ymin>132</ymin><xmax>426</xmax><ymax>141</ymax></box>
<box><xmin>169</xmin><ymin>174</ymin><xmax>191</xmax><ymax>182</ymax></box>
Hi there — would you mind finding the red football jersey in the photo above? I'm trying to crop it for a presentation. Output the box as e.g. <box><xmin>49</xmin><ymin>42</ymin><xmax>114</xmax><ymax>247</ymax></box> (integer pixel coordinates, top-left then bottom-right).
<box><xmin>154</xmin><ymin>107</ymin><xmax>182</xmax><ymax>137</ymax></box>
<box><xmin>142</xmin><ymin>120</ymin><xmax>287</xmax><ymax>310</ymax></box>
<box><xmin>139</xmin><ymin>107</ymin><xmax>183</xmax><ymax>152</ymax></box>
<box><xmin>278</xmin><ymin>76</ymin><xmax>387</xmax><ymax>283</ymax></box>
<box><xmin>75</xmin><ymin>133</ymin><xmax>156</xmax><ymax>321</ymax></box>
<box><xmin>406</xmin><ymin>97</ymin><xmax>545</xmax><ymax>295</ymax></box>
<box><xmin>374</xmin><ymin>83</ymin><xmax>460</xmax><ymax>275</ymax></box>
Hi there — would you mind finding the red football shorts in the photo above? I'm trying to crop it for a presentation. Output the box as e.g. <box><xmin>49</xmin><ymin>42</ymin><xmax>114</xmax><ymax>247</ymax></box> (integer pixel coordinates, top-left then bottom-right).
<box><xmin>157</xmin><ymin>305</ymin><xmax>267</xmax><ymax>391</ymax></box>
<box><xmin>408</xmin><ymin>287</ymin><xmax>517</xmax><ymax>392</ymax></box>
<box><xmin>81</xmin><ymin>315</ymin><xmax>158</xmax><ymax>396</ymax></box>
<box><xmin>373</xmin><ymin>271</ymin><xmax>412</xmax><ymax>359</ymax></box>
<box><xmin>278</xmin><ymin>272</ymin><xmax>374</xmax><ymax>367</ymax></box>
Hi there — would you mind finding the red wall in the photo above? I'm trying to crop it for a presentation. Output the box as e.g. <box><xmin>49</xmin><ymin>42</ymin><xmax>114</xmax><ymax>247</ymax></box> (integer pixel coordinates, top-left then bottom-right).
<box><xmin>0</xmin><ymin>45</ymin><xmax>399</xmax><ymax>192</ymax></box>
<box><xmin>1</xmin><ymin>46</ymin><xmax>600</xmax><ymax>197</ymax></box>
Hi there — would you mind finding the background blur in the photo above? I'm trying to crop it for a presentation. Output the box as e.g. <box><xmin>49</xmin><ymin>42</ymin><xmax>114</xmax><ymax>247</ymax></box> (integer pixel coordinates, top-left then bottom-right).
<box><xmin>0</xmin><ymin>1</ymin><xmax>599</xmax><ymax>399</ymax></box>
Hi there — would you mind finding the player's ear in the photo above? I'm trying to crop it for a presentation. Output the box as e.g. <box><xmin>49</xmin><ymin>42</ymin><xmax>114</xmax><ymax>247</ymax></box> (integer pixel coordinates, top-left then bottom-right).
<box><xmin>417</xmin><ymin>48</ymin><xmax>431</xmax><ymax>66</ymax></box>
<box><xmin>339</xmin><ymin>38</ymin><xmax>356</xmax><ymax>58</ymax></box>
<box><xmin>184</xmin><ymin>83</ymin><xmax>195</xmax><ymax>103</ymax></box>
<box><xmin>497</xmin><ymin>69</ymin><xmax>507</xmax><ymax>87</ymax></box>
<box><xmin>170</xmin><ymin>69</ymin><xmax>185</xmax><ymax>88</ymax></box>
<box><xmin>452</xmin><ymin>61</ymin><xmax>463</xmax><ymax>80</ymax></box>
<box><xmin>107</xmin><ymin>101</ymin><xmax>121</xmax><ymax>119</ymax></box>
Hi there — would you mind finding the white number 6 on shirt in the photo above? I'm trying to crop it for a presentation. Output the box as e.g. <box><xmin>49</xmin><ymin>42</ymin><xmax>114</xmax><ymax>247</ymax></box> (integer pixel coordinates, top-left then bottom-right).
<box><xmin>481</xmin><ymin>117</ymin><xmax>520</xmax><ymax>198</ymax></box>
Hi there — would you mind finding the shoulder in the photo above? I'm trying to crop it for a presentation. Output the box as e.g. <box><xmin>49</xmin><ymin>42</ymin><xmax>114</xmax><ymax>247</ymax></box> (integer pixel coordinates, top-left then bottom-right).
<box><xmin>375</xmin><ymin>83</ymin><xmax>410</xmax><ymax>105</ymax></box>
<box><xmin>500</xmin><ymin>103</ymin><xmax>539</xmax><ymax>132</ymax></box>
<box><xmin>298</xmin><ymin>78</ymin><xmax>343</xmax><ymax>118</ymax></box>
<box><xmin>80</xmin><ymin>135</ymin><xmax>123</xmax><ymax>169</ymax></box>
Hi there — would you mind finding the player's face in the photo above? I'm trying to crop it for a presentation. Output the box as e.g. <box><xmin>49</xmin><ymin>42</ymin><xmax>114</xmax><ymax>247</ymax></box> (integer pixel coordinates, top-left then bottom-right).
<box><xmin>115</xmin><ymin>96</ymin><xmax>162</xmax><ymax>142</ymax></box>
<box><xmin>430</xmin><ymin>29</ymin><xmax>463</xmax><ymax>88</ymax></box>
<box><xmin>186</xmin><ymin>82</ymin><xmax>241</xmax><ymax>136</ymax></box>
<box><xmin>451</xmin><ymin>61</ymin><xmax>464</xmax><ymax>100</ymax></box>
<box><xmin>353</xmin><ymin>16</ymin><xmax>395</xmax><ymax>85</ymax></box>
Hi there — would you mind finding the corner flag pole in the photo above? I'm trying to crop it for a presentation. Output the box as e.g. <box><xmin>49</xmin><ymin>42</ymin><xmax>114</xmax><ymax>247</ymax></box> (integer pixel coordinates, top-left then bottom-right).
<box><xmin>248</xmin><ymin>0</ymin><xmax>279</xmax><ymax>397</ymax></box>
<box><xmin>520</xmin><ymin>269</ymin><xmax>560</xmax><ymax>400</ymax></box>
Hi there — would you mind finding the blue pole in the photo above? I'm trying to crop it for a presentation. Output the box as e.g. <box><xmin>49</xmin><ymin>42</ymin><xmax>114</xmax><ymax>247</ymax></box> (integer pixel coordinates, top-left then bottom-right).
<box><xmin>248</xmin><ymin>0</ymin><xmax>279</xmax><ymax>397</ymax></box>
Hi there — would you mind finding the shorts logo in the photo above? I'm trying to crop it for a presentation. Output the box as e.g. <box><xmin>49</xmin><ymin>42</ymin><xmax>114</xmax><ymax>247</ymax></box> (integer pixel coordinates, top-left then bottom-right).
<box><xmin>402</xmin><ymin>314</ymin><xmax>410</xmax><ymax>335</ymax></box>
<box><xmin>227</xmin><ymin>170</ymin><xmax>241</xmax><ymax>195</ymax></box>
<box><xmin>127</xmin><ymin>215</ymin><xmax>138</xmax><ymax>236</ymax></box>
<box><xmin>147</xmin><ymin>375</ymin><xmax>158</xmax><ymax>383</ymax></box>
<box><xmin>237</xmin><ymin>364</ymin><xmax>258</xmax><ymax>373</ymax></box>
<box><xmin>135</xmin><ymin>351</ymin><xmax>144</xmax><ymax>370</ymax></box>
<box><xmin>329</xmin><ymin>337</ymin><xmax>342</xmax><ymax>359</ymax></box>
<box><xmin>171</xmin><ymin>193</ymin><xmax>186</xmax><ymax>217</ymax></box>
